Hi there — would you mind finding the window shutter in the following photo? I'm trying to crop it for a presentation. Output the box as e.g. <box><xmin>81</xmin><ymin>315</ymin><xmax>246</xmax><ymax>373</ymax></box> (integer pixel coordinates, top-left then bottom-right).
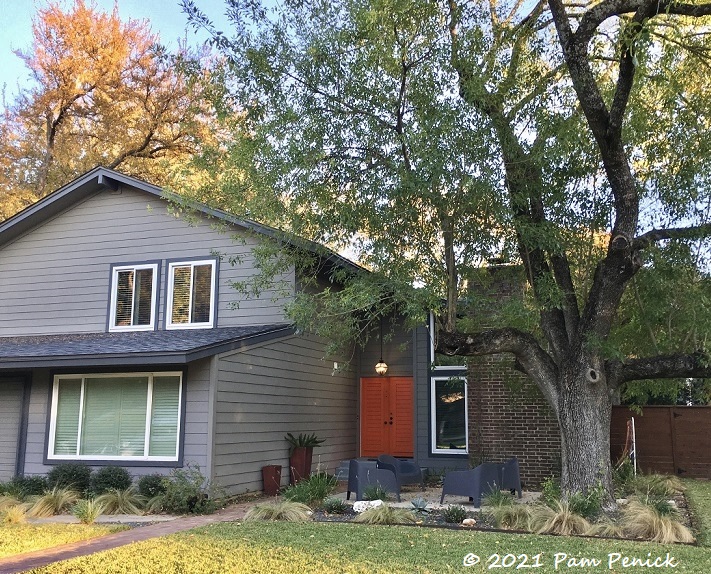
<box><xmin>81</xmin><ymin>377</ymin><xmax>147</xmax><ymax>456</ymax></box>
<box><xmin>191</xmin><ymin>264</ymin><xmax>213</xmax><ymax>323</ymax></box>
<box><xmin>54</xmin><ymin>379</ymin><xmax>82</xmax><ymax>455</ymax></box>
<box><xmin>149</xmin><ymin>376</ymin><xmax>181</xmax><ymax>457</ymax></box>
<box><xmin>114</xmin><ymin>270</ymin><xmax>134</xmax><ymax>326</ymax></box>
<box><xmin>171</xmin><ymin>266</ymin><xmax>191</xmax><ymax>324</ymax></box>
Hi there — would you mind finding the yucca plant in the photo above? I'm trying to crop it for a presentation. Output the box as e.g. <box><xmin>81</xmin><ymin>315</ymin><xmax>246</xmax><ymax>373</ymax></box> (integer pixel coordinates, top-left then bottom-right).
<box><xmin>488</xmin><ymin>503</ymin><xmax>532</xmax><ymax>530</ymax></box>
<box><xmin>353</xmin><ymin>504</ymin><xmax>417</xmax><ymax>525</ymax></box>
<box><xmin>529</xmin><ymin>501</ymin><xmax>591</xmax><ymax>536</ymax></box>
<box><xmin>27</xmin><ymin>487</ymin><xmax>81</xmax><ymax>517</ymax></box>
<box><xmin>72</xmin><ymin>499</ymin><xmax>105</xmax><ymax>524</ymax></box>
<box><xmin>244</xmin><ymin>500</ymin><xmax>313</xmax><ymax>522</ymax></box>
<box><xmin>621</xmin><ymin>499</ymin><xmax>695</xmax><ymax>543</ymax></box>
<box><xmin>322</xmin><ymin>497</ymin><xmax>348</xmax><ymax>514</ymax></box>
<box><xmin>95</xmin><ymin>486</ymin><xmax>145</xmax><ymax>515</ymax></box>
<box><xmin>2</xmin><ymin>504</ymin><xmax>28</xmax><ymax>524</ymax></box>
<box><xmin>362</xmin><ymin>484</ymin><xmax>390</xmax><ymax>502</ymax></box>
<box><xmin>483</xmin><ymin>490</ymin><xmax>515</xmax><ymax>507</ymax></box>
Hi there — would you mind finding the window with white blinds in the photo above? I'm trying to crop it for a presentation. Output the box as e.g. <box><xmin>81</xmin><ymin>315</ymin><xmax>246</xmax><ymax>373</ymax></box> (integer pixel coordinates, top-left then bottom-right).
<box><xmin>48</xmin><ymin>373</ymin><xmax>182</xmax><ymax>461</ymax></box>
<box><xmin>109</xmin><ymin>264</ymin><xmax>158</xmax><ymax>331</ymax></box>
<box><xmin>166</xmin><ymin>260</ymin><xmax>216</xmax><ymax>329</ymax></box>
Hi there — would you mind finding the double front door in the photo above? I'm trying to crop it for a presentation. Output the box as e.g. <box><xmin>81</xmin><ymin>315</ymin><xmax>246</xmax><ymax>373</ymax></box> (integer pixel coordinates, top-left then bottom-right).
<box><xmin>360</xmin><ymin>377</ymin><xmax>413</xmax><ymax>457</ymax></box>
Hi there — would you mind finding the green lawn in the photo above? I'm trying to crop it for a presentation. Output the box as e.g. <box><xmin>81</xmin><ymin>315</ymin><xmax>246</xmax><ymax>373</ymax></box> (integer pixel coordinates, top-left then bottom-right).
<box><xmin>684</xmin><ymin>479</ymin><xmax>711</xmax><ymax>546</ymax></box>
<box><xmin>0</xmin><ymin>524</ymin><xmax>126</xmax><ymax>559</ymax></box>
<box><xmin>20</xmin><ymin>480</ymin><xmax>711</xmax><ymax>573</ymax></box>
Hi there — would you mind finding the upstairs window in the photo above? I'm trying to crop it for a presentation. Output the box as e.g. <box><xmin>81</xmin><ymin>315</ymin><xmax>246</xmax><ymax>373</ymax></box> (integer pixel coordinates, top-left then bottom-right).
<box><xmin>109</xmin><ymin>264</ymin><xmax>158</xmax><ymax>331</ymax></box>
<box><xmin>166</xmin><ymin>259</ymin><xmax>216</xmax><ymax>329</ymax></box>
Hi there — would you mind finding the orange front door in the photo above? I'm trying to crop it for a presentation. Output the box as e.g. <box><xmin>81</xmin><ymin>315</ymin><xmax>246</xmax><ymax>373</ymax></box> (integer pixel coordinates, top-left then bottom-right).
<box><xmin>360</xmin><ymin>377</ymin><xmax>414</xmax><ymax>457</ymax></box>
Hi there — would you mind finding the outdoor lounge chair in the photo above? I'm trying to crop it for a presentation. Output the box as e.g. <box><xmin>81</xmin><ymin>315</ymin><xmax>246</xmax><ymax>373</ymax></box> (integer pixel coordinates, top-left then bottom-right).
<box><xmin>439</xmin><ymin>462</ymin><xmax>501</xmax><ymax>507</ymax></box>
<box><xmin>346</xmin><ymin>459</ymin><xmax>401</xmax><ymax>502</ymax></box>
<box><xmin>500</xmin><ymin>457</ymin><xmax>522</xmax><ymax>499</ymax></box>
<box><xmin>376</xmin><ymin>454</ymin><xmax>424</xmax><ymax>489</ymax></box>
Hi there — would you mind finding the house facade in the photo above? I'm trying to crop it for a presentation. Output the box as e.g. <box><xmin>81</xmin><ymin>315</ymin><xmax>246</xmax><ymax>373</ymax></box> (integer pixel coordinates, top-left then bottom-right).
<box><xmin>0</xmin><ymin>168</ymin><xmax>484</xmax><ymax>494</ymax></box>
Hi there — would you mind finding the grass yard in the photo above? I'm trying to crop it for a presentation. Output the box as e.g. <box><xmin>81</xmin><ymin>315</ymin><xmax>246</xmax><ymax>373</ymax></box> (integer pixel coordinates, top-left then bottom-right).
<box><xmin>0</xmin><ymin>524</ymin><xmax>126</xmax><ymax>559</ymax></box>
<box><xmin>27</xmin><ymin>521</ymin><xmax>711</xmax><ymax>574</ymax></box>
<box><xmin>685</xmin><ymin>479</ymin><xmax>711</xmax><ymax>546</ymax></box>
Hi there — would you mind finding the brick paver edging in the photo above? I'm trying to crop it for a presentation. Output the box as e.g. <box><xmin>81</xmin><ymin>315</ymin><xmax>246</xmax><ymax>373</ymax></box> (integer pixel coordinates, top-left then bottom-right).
<box><xmin>0</xmin><ymin>504</ymin><xmax>251</xmax><ymax>574</ymax></box>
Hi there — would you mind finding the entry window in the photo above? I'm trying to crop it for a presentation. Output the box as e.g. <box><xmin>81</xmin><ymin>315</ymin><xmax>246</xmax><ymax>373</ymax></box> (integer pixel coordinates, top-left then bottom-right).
<box><xmin>166</xmin><ymin>260</ymin><xmax>216</xmax><ymax>329</ymax></box>
<box><xmin>431</xmin><ymin>376</ymin><xmax>468</xmax><ymax>454</ymax></box>
<box><xmin>48</xmin><ymin>372</ymin><xmax>182</xmax><ymax>461</ymax></box>
<box><xmin>109</xmin><ymin>264</ymin><xmax>158</xmax><ymax>331</ymax></box>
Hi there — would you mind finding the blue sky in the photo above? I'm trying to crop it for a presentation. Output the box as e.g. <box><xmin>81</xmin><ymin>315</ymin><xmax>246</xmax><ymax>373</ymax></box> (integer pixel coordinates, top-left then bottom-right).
<box><xmin>0</xmin><ymin>0</ymin><xmax>232</xmax><ymax>104</ymax></box>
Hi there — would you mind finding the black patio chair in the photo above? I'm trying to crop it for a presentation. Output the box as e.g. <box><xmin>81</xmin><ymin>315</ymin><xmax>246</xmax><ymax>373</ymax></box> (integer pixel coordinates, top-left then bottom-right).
<box><xmin>439</xmin><ymin>462</ymin><xmax>501</xmax><ymax>507</ymax></box>
<box><xmin>346</xmin><ymin>459</ymin><xmax>401</xmax><ymax>502</ymax></box>
<box><xmin>376</xmin><ymin>454</ymin><xmax>424</xmax><ymax>489</ymax></box>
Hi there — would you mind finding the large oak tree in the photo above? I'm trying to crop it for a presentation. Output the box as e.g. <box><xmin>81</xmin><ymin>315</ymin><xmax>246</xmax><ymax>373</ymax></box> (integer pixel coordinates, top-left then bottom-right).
<box><xmin>184</xmin><ymin>0</ymin><xmax>711</xmax><ymax>498</ymax></box>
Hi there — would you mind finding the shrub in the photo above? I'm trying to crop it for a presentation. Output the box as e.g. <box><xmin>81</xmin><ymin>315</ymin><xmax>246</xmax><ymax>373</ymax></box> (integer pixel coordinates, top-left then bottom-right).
<box><xmin>621</xmin><ymin>499</ymin><xmax>694</xmax><ymax>543</ymax></box>
<box><xmin>28</xmin><ymin>487</ymin><xmax>81</xmax><ymax>517</ymax></box>
<box><xmin>529</xmin><ymin>501</ymin><xmax>591</xmax><ymax>536</ymax></box>
<box><xmin>245</xmin><ymin>500</ymin><xmax>312</xmax><ymax>522</ymax></box>
<box><xmin>442</xmin><ymin>504</ymin><xmax>469</xmax><ymax>524</ymax></box>
<box><xmin>540</xmin><ymin>475</ymin><xmax>561</xmax><ymax>507</ymax></box>
<box><xmin>90</xmin><ymin>466</ymin><xmax>132</xmax><ymax>495</ymax></box>
<box><xmin>138</xmin><ymin>474</ymin><xmax>167</xmax><ymax>498</ymax></box>
<box><xmin>322</xmin><ymin>497</ymin><xmax>348</xmax><ymax>514</ymax></box>
<box><xmin>72</xmin><ymin>499</ymin><xmax>105</xmax><ymax>524</ymax></box>
<box><xmin>158</xmin><ymin>464</ymin><xmax>221</xmax><ymax>515</ymax></box>
<box><xmin>283</xmin><ymin>471</ymin><xmax>337</xmax><ymax>506</ymax></box>
<box><xmin>353</xmin><ymin>504</ymin><xmax>417</xmax><ymax>525</ymax></box>
<box><xmin>613</xmin><ymin>458</ymin><xmax>636</xmax><ymax>495</ymax></box>
<box><xmin>631</xmin><ymin>474</ymin><xmax>685</xmax><ymax>498</ymax></box>
<box><xmin>488</xmin><ymin>504</ymin><xmax>532</xmax><ymax>530</ymax></box>
<box><xmin>568</xmin><ymin>483</ymin><xmax>605</xmax><ymax>519</ymax></box>
<box><xmin>95</xmin><ymin>486</ymin><xmax>145</xmax><ymax>515</ymax></box>
<box><xmin>47</xmin><ymin>463</ymin><xmax>92</xmax><ymax>495</ymax></box>
<box><xmin>5</xmin><ymin>475</ymin><xmax>49</xmax><ymax>499</ymax></box>
<box><xmin>362</xmin><ymin>484</ymin><xmax>390</xmax><ymax>502</ymax></box>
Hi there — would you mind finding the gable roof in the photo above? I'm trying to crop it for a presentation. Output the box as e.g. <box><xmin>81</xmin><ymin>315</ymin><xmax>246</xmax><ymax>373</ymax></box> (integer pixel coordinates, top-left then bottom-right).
<box><xmin>0</xmin><ymin>324</ymin><xmax>294</xmax><ymax>369</ymax></box>
<box><xmin>0</xmin><ymin>166</ymin><xmax>363</xmax><ymax>273</ymax></box>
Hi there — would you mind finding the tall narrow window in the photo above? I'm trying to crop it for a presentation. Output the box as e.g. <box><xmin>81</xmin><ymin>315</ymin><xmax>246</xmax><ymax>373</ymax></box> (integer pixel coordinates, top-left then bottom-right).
<box><xmin>109</xmin><ymin>264</ymin><xmax>158</xmax><ymax>331</ymax></box>
<box><xmin>167</xmin><ymin>260</ymin><xmax>216</xmax><ymax>328</ymax></box>
<box><xmin>431</xmin><ymin>376</ymin><xmax>468</xmax><ymax>454</ymax></box>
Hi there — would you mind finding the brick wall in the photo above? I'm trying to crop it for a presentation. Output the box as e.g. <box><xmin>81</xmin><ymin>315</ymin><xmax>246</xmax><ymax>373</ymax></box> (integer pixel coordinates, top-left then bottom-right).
<box><xmin>467</xmin><ymin>353</ymin><xmax>561</xmax><ymax>488</ymax></box>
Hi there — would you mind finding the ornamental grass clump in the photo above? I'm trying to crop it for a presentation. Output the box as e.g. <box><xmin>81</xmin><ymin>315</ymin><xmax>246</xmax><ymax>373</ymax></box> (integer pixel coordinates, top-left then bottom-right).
<box><xmin>586</xmin><ymin>517</ymin><xmax>626</xmax><ymax>538</ymax></box>
<box><xmin>95</xmin><ymin>486</ymin><xmax>145</xmax><ymax>515</ymax></box>
<box><xmin>488</xmin><ymin>503</ymin><xmax>532</xmax><ymax>530</ymax></box>
<box><xmin>28</xmin><ymin>487</ymin><xmax>81</xmax><ymax>517</ymax></box>
<box><xmin>283</xmin><ymin>471</ymin><xmax>337</xmax><ymax>506</ymax></box>
<box><xmin>244</xmin><ymin>500</ymin><xmax>312</xmax><ymax>522</ymax></box>
<box><xmin>352</xmin><ymin>503</ymin><xmax>417</xmax><ymax>525</ymax></box>
<box><xmin>620</xmin><ymin>498</ymin><xmax>695</xmax><ymax>543</ymax></box>
<box><xmin>72</xmin><ymin>499</ymin><xmax>105</xmax><ymax>524</ymax></box>
<box><xmin>2</xmin><ymin>504</ymin><xmax>27</xmax><ymax>525</ymax></box>
<box><xmin>529</xmin><ymin>501</ymin><xmax>591</xmax><ymax>536</ymax></box>
<box><xmin>321</xmin><ymin>497</ymin><xmax>348</xmax><ymax>514</ymax></box>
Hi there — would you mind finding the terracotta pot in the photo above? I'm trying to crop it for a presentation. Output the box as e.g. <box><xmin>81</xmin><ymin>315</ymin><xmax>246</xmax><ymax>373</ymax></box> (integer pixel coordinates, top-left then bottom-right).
<box><xmin>289</xmin><ymin>446</ymin><xmax>313</xmax><ymax>484</ymax></box>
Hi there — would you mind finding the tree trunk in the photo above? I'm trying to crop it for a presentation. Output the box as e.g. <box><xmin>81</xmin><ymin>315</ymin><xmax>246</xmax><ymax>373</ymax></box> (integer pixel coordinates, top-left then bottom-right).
<box><xmin>557</xmin><ymin>355</ymin><xmax>614</xmax><ymax>501</ymax></box>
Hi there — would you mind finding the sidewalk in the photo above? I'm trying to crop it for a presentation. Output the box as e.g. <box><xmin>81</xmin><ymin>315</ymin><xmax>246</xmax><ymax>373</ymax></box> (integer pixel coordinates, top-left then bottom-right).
<box><xmin>0</xmin><ymin>503</ymin><xmax>251</xmax><ymax>574</ymax></box>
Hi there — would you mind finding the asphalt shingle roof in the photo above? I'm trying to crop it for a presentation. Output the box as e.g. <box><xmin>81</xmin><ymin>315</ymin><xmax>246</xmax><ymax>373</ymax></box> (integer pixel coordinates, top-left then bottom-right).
<box><xmin>0</xmin><ymin>325</ymin><xmax>294</xmax><ymax>369</ymax></box>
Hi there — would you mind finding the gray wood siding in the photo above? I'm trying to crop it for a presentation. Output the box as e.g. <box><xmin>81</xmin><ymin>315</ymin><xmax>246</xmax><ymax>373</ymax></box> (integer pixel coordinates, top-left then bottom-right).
<box><xmin>22</xmin><ymin>363</ymin><xmax>211</xmax><ymax>479</ymax></box>
<box><xmin>0</xmin><ymin>378</ymin><xmax>23</xmax><ymax>480</ymax></box>
<box><xmin>214</xmin><ymin>334</ymin><xmax>358</xmax><ymax>495</ymax></box>
<box><xmin>0</xmin><ymin>187</ymin><xmax>293</xmax><ymax>337</ymax></box>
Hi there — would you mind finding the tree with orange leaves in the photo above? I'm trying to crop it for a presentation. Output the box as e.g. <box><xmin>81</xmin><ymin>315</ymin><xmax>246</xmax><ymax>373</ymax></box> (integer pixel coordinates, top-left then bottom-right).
<box><xmin>0</xmin><ymin>0</ymin><xmax>219</xmax><ymax>220</ymax></box>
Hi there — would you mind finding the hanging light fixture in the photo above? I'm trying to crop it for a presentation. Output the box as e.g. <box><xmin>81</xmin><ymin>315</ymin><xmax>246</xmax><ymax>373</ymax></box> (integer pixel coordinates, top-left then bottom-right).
<box><xmin>375</xmin><ymin>317</ymin><xmax>388</xmax><ymax>375</ymax></box>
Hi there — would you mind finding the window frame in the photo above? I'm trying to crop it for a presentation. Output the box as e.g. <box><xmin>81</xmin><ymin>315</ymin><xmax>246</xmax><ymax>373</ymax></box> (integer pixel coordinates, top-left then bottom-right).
<box><xmin>107</xmin><ymin>262</ymin><xmax>159</xmax><ymax>332</ymax></box>
<box><xmin>430</xmin><ymin>375</ymin><xmax>469</xmax><ymax>455</ymax></box>
<box><xmin>46</xmin><ymin>371</ymin><xmax>183</xmax><ymax>463</ymax></box>
<box><xmin>165</xmin><ymin>258</ymin><xmax>218</xmax><ymax>329</ymax></box>
<box><xmin>429</xmin><ymin>312</ymin><xmax>467</xmax><ymax>371</ymax></box>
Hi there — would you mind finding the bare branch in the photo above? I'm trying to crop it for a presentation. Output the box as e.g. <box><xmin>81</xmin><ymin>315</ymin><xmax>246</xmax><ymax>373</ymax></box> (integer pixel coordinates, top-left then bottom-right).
<box><xmin>633</xmin><ymin>224</ymin><xmax>711</xmax><ymax>250</ymax></box>
<box><xmin>607</xmin><ymin>351</ymin><xmax>711</xmax><ymax>386</ymax></box>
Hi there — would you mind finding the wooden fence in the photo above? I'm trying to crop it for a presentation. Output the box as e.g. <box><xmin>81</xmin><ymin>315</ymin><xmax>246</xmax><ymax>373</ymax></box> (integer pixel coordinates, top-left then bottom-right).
<box><xmin>611</xmin><ymin>406</ymin><xmax>711</xmax><ymax>478</ymax></box>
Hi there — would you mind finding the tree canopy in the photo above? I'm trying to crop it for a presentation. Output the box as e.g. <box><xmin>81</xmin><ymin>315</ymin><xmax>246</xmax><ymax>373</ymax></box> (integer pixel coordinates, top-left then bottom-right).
<box><xmin>0</xmin><ymin>0</ymin><xmax>222</xmax><ymax>221</ymax></box>
<box><xmin>183</xmin><ymin>0</ymin><xmax>711</xmax><ymax>497</ymax></box>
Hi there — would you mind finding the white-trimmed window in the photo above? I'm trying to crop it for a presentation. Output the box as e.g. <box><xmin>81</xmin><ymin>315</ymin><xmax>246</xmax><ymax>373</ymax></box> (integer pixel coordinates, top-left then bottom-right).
<box><xmin>431</xmin><ymin>376</ymin><xmax>468</xmax><ymax>454</ymax></box>
<box><xmin>429</xmin><ymin>312</ymin><xmax>467</xmax><ymax>370</ymax></box>
<box><xmin>109</xmin><ymin>264</ymin><xmax>158</xmax><ymax>331</ymax></box>
<box><xmin>166</xmin><ymin>260</ymin><xmax>216</xmax><ymax>329</ymax></box>
<box><xmin>48</xmin><ymin>372</ymin><xmax>182</xmax><ymax>462</ymax></box>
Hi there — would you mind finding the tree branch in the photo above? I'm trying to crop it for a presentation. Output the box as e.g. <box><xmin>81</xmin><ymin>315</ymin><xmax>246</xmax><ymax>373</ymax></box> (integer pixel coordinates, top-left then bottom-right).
<box><xmin>633</xmin><ymin>224</ymin><xmax>711</xmax><ymax>249</ymax></box>
<box><xmin>607</xmin><ymin>351</ymin><xmax>711</xmax><ymax>387</ymax></box>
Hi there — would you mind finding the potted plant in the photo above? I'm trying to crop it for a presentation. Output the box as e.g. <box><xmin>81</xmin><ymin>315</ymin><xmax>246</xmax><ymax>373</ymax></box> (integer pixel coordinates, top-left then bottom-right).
<box><xmin>285</xmin><ymin>432</ymin><xmax>325</xmax><ymax>484</ymax></box>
